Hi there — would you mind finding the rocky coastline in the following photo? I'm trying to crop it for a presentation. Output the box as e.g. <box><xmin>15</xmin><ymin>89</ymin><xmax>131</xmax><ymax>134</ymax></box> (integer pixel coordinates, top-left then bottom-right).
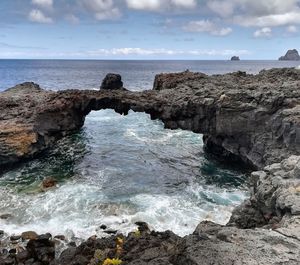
<box><xmin>0</xmin><ymin>68</ymin><xmax>300</xmax><ymax>264</ymax></box>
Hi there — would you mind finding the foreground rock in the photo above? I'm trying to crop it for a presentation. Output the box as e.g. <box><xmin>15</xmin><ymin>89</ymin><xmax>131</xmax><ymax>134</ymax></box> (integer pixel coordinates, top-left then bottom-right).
<box><xmin>279</xmin><ymin>49</ymin><xmax>300</xmax><ymax>60</ymax></box>
<box><xmin>1</xmin><ymin>68</ymin><xmax>299</xmax><ymax>169</ymax></box>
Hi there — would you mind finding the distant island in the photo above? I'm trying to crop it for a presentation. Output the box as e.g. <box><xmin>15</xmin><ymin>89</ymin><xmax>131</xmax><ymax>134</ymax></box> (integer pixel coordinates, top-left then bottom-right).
<box><xmin>231</xmin><ymin>56</ymin><xmax>240</xmax><ymax>61</ymax></box>
<box><xmin>279</xmin><ymin>49</ymin><xmax>300</xmax><ymax>61</ymax></box>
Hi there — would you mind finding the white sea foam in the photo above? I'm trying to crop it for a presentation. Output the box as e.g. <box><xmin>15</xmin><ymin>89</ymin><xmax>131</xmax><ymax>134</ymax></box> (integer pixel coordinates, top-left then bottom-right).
<box><xmin>0</xmin><ymin>179</ymin><xmax>247</xmax><ymax>239</ymax></box>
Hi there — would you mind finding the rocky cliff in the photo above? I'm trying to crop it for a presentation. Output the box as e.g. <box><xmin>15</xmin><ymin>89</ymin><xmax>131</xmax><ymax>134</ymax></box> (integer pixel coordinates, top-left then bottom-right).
<box><xmin>0</xmin><ymin>68</ymin><xmax>300</xmax><ymax>264</ymax></box>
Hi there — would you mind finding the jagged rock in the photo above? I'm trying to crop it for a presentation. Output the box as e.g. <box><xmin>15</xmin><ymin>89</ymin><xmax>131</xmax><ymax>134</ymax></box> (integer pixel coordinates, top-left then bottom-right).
<box><xmin>230</xmin><ymin>56</ymin><xmax>240</xmax><ymax>61</ymax></box>
<box><xmin>1</xmin><ymin>68</ymin><xmax>299</xmax><ymax>169</ymax></box>
<box><xmin>100</xmin><ymin>73</ymin><xmax>124</xmax><ymax>90</ymax></box>
<box><xmin>0</xmin><ymin>69</ymin><xmax>300</xmax><ymax>264</ymax></box>
<box><xmin>279</xmin><ymin>49</ymin><xmax>300</xmax><ymax>60</ymax></box>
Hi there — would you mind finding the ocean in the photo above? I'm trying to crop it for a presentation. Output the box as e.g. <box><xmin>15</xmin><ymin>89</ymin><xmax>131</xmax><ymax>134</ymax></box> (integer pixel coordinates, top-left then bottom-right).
<box><xmin>0</xmin><ymin>60</ymin><xmax>298</xmax><ymax>240</ymax></box>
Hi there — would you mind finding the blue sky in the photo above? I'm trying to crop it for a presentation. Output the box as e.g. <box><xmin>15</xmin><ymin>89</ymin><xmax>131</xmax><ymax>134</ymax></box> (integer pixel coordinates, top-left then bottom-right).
<box><xmin>0</xmin><ymin>0</ymin><xmax>300</xmax><ymax>59</ymax></box>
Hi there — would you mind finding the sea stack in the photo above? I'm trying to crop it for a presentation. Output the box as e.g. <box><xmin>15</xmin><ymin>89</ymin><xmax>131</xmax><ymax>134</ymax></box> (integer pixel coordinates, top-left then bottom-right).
<box><xmin>279</xmin><ymin>49</ymin><xmax>300</xmax><ymax>61</ymax></box>
<box><xmin>100</xmin><ymin>73</ymin><xmax>124</xmax><ymax>90</ymax></box>
<box><xmin>231</xmin><ymin>56</ymin><xmax>240</xmax><ymax>61</ymax></box>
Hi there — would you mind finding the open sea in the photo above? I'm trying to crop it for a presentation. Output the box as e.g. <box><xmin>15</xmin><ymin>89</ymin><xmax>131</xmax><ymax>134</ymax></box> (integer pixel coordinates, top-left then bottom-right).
<box><xmin>0</xmin><ymin>60</ymin><xmax>299</xmax><ymax>240</ymax></box>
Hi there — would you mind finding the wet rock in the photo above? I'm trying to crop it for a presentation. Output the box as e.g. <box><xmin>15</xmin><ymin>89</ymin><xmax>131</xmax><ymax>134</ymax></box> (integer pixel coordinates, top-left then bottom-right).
<box><xmin>100</xmin><ymin>224</ymin><xmax>107</xmax><ymax>230</ymax></box>
<box><xmin>53</xmin><ymin>235</ymin><xmax>65</xmax><ymax>241</ymax></box>
<box><xmin>135</xmin><ymin>221</ymin><xmax>150</xmax><ymax>233</ymax></box>
<box><xmin>0</xmin><ymin>214</ymin><xmax>12</xmax><ymax>220</ymax></box>
<box><xmin>41</xmin><ymin>177</ymin><xmax>57</xmax><ymax>190</ymax></box>
<box><xmin>22</xmin><ymin>231</ymin><xmax>38</xmax><ymax>241</ymax></box>
<box><xmin>100</xmin><ymin>73</ymin><xmax>124</xmax><ymax>90</ymax></box>
<box><xmin>10</xmin><ymin>235</ymin><xmax>21</xmax><ymax>241</ymax></box>
<box><xmin>26</xmin><ymin>234</ymin><xmax>55</xmax><ymax>265</ymax></box>
<box><xmin>104</xmin><ymin>229</ymin><xmax>118</xmax><ymax>235</ymax></box>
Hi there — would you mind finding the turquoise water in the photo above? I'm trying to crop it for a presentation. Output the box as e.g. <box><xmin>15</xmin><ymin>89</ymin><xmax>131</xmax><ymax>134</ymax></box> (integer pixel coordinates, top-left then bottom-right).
<box><xmin>1</xmin><ymin>60</ymin><xmax>296</xmax><ymax>239</ymax></box>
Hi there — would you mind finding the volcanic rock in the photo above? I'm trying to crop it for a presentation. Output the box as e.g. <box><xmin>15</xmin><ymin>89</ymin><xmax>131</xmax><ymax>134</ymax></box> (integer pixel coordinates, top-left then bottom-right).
<box><xmin>0</xmin><ymin>68</ymin><xmax>300</xmax><ymax>170</ymax></box>
<box><xmin>279</xmin><ymin>49</ymin><xmax>300</xmax><ymax>60</ymax></box>
<box><xmin>100</xmin><ymin>73</ymin><xmax>124</xmax><ymax>90</ymax></box>
<box><xmin>21</xmin><ymin>231</ymin><xmax>38</xmax><ymax>241</ymax></box>
<box><xmin>0</xmin><ymin>69</ymin><xmax>300</xmax><ymax>264</ymax></box>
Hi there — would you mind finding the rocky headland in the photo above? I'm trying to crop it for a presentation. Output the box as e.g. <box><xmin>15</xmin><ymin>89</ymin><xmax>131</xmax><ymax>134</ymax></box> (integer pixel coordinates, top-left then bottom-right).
<box><xmin>0</xmin><ymin>68</ymin><xmax>300</xmax><ymax>264</ymax></box>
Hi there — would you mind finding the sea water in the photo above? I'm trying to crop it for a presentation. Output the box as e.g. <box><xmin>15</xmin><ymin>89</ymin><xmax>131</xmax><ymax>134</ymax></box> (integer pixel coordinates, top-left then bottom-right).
<box><xmin>0</xmin><ymin>60</ymin><xmax>298</xmax><ymax>239</ymax></box>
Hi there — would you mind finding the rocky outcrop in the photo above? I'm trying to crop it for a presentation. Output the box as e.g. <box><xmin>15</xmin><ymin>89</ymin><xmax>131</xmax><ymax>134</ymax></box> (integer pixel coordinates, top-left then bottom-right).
<box><xmin>100</xmin><ymin>73</ymin><xmax>124</xmax><ymax>90</ymax></box>
<box><xmin>0</xmin><ymin>68</ymin><xmax>300</xmax><ymax>264</ymax></box>
<box><xmin>230</xmin><ymin>56</ymin><xmax>240</xmax><ymax>61</ymax></box>
<box><xmin>279</xmin><ymin>49</ymin><xmax>300</xmax><ymax>60</ymax></box>
<box><xmin>1</xmin><ymin>68</ymin><xmax>300</xmax><ymax>170</ymax></box>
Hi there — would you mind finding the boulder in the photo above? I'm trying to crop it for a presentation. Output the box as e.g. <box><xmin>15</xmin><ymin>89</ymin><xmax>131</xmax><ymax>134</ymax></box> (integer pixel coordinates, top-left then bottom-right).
<box><xmin>41</xmin><ymin>177</ymin><xmax>57</xmax><ymax>189</ymax></box>
<box><xmin>100</xmin><ymin>73</ymin><xmax>124</xmax><ymax>90</ymax></box>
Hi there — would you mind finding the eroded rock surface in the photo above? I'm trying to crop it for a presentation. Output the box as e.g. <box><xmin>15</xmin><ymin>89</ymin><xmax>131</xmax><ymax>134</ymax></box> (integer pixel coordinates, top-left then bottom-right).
<box><xmin>1</xmin><ymin>68</ymin><xmax>300</xmax><ymax>169</ymax></box>
<box><xmin>1</xmin><ymin>68</ymin><xmax>300</xmax><ymax>264</ymax></box>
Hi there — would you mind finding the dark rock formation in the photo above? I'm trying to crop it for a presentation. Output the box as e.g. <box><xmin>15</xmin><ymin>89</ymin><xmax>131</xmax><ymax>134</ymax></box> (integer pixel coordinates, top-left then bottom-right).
<box><xmin>0</xmin><ymin>233</ymin><xmax>55</xmax><ymax>265</ymax></box>
<box><xmin>1</xmin><ymin>68</ymin><xmax>300</xmax><ymax>170</ymax></box>
<box><xmin>230</xmin><ymin>56</ymin><xmax>240</xmax><ymax>61</ymax></box>
<box><xmin>100</xmin><ymin>73</ymin><xmax>124</xmax><ymax>90</ymax></box>
<box><xmin>279</xmin><ymin>49</ymin><xmax>300</xmax><ymax>60</ymax></box>
<box><xmin>0</xmin><ymin>69</ymin><xmax>300</xmax><ymax>264</ymax></box>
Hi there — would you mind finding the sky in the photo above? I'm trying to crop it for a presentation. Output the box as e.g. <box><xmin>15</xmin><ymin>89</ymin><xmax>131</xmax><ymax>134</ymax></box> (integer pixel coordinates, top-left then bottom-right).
<box><xmin>0</xmin><ymin>0</ymin><xmax>300</xmax><ymax>59</ymax></box>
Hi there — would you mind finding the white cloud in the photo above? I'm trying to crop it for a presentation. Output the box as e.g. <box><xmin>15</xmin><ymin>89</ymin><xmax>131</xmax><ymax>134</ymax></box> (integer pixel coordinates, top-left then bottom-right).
<box><xmin>253</xmin><ymin>27</ymin><xmax>272</xmax><ymax>38</ymax></box>
<box><xmin>85</xmin><ymin>47</ymin><xmax>249</xmax><ymax>57</ymax></box>
<box><xmin>170</xmin><ymin>0</ymin><xmax>196</xmax><ymax>8</ymax></box>
<box><xmin>0</xmin><ymin>47</ymin><xmax>250</xmax><ymax>59</ymax></box>
<box><xmin>207</xmin><ymin>0</ymin><xmax>300</xmax><ymax>27</ymax></box>
<box><xmin>126</xmin><ymin>0</ymin><xmax>196</xmax><ymax>11</ymax></box>
<box><xmin>287</xmin><ymin>25</ymin><xmax>298</xmax><ymax>32</ymax></box>
<box><xmin>31</xmin><ymin>0</ymin><xmax>53</xmax><ymax>9</ymax></box>
<box><xmin>183</xmin><ymin>20</ymin><xmax>233</xmax><ymax>36</ymax></box>
<box><xmin>28</xmin><ymin>9</ymin><xmax>53</xmax><ymax>23</ymax></box>
<box><xmin>81</xmin><ymin>0</ymin><xmax>121</xmax><ymax>20</ymax></box>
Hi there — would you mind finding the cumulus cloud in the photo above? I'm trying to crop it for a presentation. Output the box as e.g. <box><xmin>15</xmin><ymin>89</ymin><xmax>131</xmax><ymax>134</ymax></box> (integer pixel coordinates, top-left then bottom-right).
<box><xmin>126</xmin><ymin>0</ymin><xmax>196</xmax><ymax>11</ymax></box>
<box><xmin>183</xmin><ymin>20</ymin><xmax>232</xmax><ymax>36</ymax></box>
<box><xmin>81</xmin><ymin>0</ymin><xmax>121</xmax><ymax>20</ymax></box>
<box><xmin>28</xmin><ymin>9</ymin><xmax>53</xmax><ymax>23</ymax></box>
<box><xmin>31</xmin><ymin>0</ymin><xmax>53</xmax><ymax>9</ymax></box>
<box><xmin>207</xmin><ymin>0</ymin><xmax>300</xmax><ymax>27</ymax></box>
<box><xmin>253</xmin><ymin>27</ymin><xmax>272</xmax><ymax>38</ymax></box>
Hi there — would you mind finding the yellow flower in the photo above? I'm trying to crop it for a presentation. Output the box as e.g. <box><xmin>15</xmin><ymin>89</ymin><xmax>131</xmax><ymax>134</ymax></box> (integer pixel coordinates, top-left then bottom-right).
<box><xmin>134</xmin><ymin>229</ymin><xmax>141</xmax><ymax>237</ymax></box>
<box><xmin>102</xmin><ymin>258</ymin><xmax>122</xmax><ymax>265</ymax></box>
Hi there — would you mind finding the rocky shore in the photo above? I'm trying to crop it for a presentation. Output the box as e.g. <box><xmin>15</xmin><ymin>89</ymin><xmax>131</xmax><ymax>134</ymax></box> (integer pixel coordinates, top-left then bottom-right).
<box><xmin>0</xmin><ymin>68</ymin><xmax>300</xmax><ymax>264</ymax></box>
